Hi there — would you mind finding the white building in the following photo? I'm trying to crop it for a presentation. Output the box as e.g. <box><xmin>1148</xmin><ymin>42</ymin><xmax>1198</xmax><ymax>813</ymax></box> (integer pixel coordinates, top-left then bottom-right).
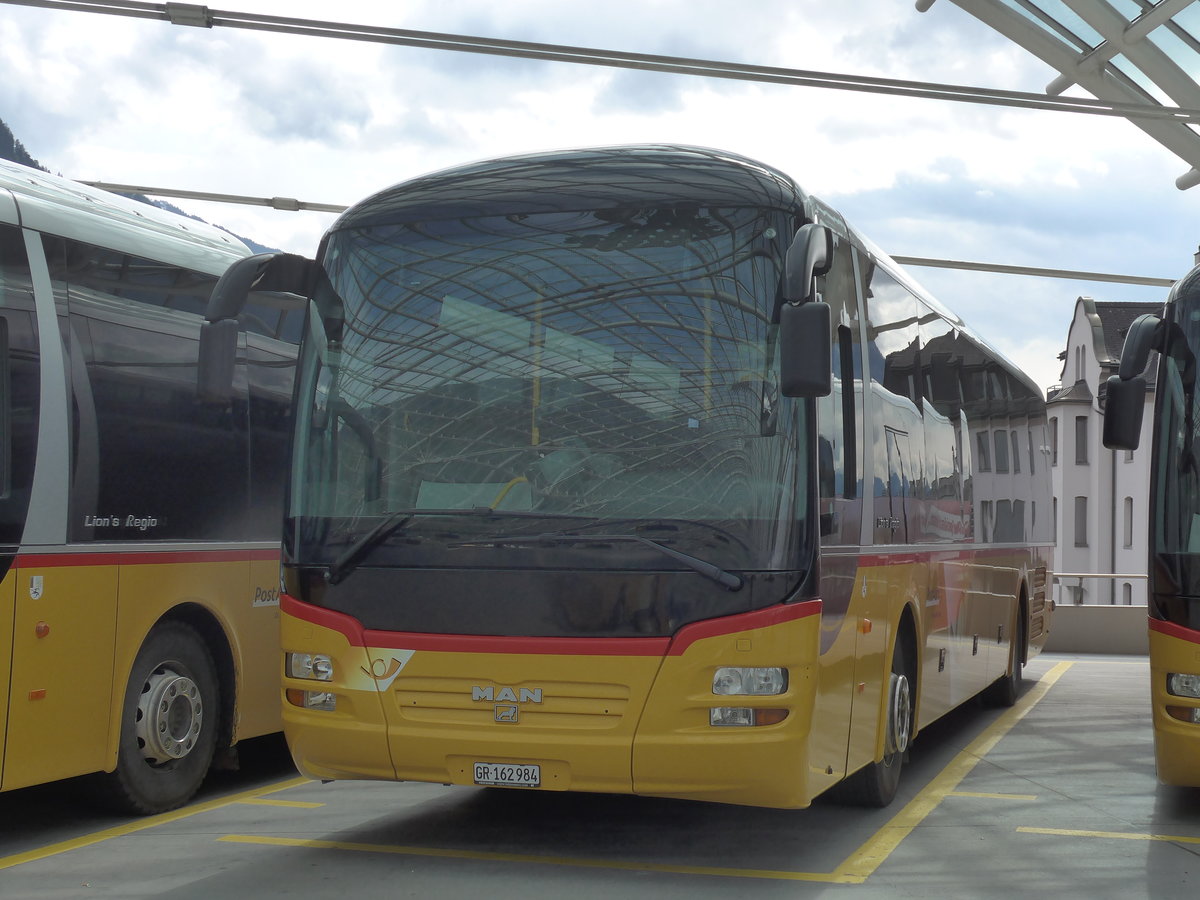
<box><xmin>1048</xmin><ymin>298</ymin><xmax>1158</xmax><ymax>607</ymax></box>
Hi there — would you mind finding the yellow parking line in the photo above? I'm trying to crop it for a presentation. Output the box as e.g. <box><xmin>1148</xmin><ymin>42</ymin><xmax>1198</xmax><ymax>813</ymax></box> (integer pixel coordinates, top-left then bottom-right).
<box><xmin>947</xmin><ymin>792</ymin><xmax>1038</xmax><ymax>801</ymax></box>
<box><xmin>1018</xmin><ymin>826</ymin><xmax>1200</xmax><ymax>845</ymax></box>
<box><xmin>0</xmin><ymin>776</ymin><xmax>310</xmax><ymax>871</ymax></box>
<box><xmin>239</xmin><ymin>798</ymin><xmax>325</xmax><ymax>809</ymax></box>
<box><xmin>218</xmin><ymin>834</ymin><xmax>858</xmax><ymax>883</ymax></box>
<box><xmin>832</xmin><ymin>661</ymin><xmax>1073</xmax><ymax>882</ymax></box>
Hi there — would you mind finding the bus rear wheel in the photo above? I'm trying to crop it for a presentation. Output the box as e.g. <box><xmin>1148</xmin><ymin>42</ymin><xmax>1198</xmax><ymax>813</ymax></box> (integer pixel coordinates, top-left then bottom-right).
<box><xmin>92</xmin><ymin>622</ymin><xmax>220</xmax><ymax>815</ymax></box>
<box><xmin>984</xmin><ymin>604</ymin><xmax>1025</xmax><ymax>708</ymax></box>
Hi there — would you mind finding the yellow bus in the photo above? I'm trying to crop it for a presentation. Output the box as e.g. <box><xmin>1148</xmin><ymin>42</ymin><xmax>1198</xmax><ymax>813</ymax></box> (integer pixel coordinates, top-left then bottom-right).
<box><xmin>0</xmin><ymin>158</ymin><xmax>299</xmax><ymax>813</ymax></box>
<box><xmin>204</xmin><ymin>145</ymin><xmax>1053</xmax><ymax>808</ymax></box>
<box><xmin>1104</xmin><ymin>266</ymin><xmax>1200</xmax><ymax>788</ymax></box>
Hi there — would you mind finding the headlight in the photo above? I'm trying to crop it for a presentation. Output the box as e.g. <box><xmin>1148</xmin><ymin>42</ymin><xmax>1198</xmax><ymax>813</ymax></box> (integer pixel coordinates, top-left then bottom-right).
<box><xmin>287</xmin><ymin>652</ymin><xmax>333</xmax><ymax>682</ymax></box>
<box><xmin>1167</xmin><ymin>673</ymin><xmax>1200</xmax><ymax>699</ymax></box>
<box><xmin>712</xmin><ymin>666</ymin><xmax>788</xmax><ymax>696</ymax></box>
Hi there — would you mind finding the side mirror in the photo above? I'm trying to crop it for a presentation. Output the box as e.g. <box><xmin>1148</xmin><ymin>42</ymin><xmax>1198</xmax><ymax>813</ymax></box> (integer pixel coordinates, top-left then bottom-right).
<box><xmin>1102</xmin><ymin>376</ymin><xmax>1146</xmax><ymax>451</ymax></box>
<box><xmin>780</xmin><ymin>301</ymin><xmax>832</xmax><ymax>398</ymax></box>
<box><xmin>783</xmin><ymin>223</ymin><xmax>833</xmax><ymax>305</ymax></box>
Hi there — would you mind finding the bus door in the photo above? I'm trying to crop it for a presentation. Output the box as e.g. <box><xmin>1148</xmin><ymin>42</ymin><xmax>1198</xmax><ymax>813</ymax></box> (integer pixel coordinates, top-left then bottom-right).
<box><xmin>0</xmin><ymin>559</ymin><xmax>12</xmax><ymax>784</ymax></box>
<box><xmin>847</xmin><ymin>425</ymin><xmax>915</xmax><ymax>774</ymax></box>
<box><xmin>4</xmin><ymin>230</ymin><xmax>123</xmax><ymax>790</ymax></box>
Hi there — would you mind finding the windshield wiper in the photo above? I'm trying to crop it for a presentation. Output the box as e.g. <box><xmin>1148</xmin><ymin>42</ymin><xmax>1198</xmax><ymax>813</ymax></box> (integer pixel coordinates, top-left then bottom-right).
<box><xmin>324</xmin><ymin>508</ymin><xmax>599</xmax><ymax>584</ymax></box>
<box><xmin>536</xmin><ymin>516</ymin><xmax>751</xmax><ymax>551</ymax></box>
<box><xmin>449</xmin><ymin>532</ymin><xmax>744</xmax><ymax>592</ymax></box>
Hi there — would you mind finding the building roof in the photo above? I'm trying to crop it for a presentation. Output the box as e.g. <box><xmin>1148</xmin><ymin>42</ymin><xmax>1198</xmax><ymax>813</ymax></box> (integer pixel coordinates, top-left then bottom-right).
<box><xmin>1047</xmin><ymin>378</ymin><xmax>1093</xmax><ymax>404</ymax></box>
<box><xmin>1094</xmin><ymin>300</ymin><xmax>1164</xmax><ymax>361</ymax></box>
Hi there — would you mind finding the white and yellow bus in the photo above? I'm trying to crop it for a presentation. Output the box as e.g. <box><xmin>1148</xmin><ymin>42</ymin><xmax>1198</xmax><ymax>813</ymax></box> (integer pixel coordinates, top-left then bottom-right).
<box><xmin>0</xmin><ymin>158</ymin><xmax>298</xmax><ymax>813</ymax></box>
<box><xmin>1105</xmin><ymin>266</ymin><xmax>1200</xmax><ymax>788</ymax></box>
<box><xmin>205</xmin><ymin>145</ymin><xmax>1053</xmax><ymax>808</ymax></box>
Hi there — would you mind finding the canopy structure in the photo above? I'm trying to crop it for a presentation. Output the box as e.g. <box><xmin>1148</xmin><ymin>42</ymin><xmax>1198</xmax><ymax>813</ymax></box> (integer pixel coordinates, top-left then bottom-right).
<box><xmin>919</xmin><ymin>0</ymin><xmax>1200</xmax><ymax>188</ymax></box>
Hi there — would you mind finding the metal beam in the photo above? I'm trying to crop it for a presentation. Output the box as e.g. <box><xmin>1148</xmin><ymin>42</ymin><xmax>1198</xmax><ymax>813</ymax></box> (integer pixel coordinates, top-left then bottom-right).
<box><xmin>7</xmin><ymin>0</ymin><xmax>1200</xmax><ymax>124</ymax></box>
<box><xmin>79</xmin><ymin>180</ymin><xmax>347</xmax><ymax>213</ymax></box>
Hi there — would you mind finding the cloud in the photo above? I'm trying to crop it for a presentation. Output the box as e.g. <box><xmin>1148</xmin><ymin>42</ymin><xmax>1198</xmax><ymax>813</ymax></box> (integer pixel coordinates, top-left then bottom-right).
<box><xmin>2</xmin><ymin>0</ymin><xmax>1195</xmax><ymax>396</ymax></box>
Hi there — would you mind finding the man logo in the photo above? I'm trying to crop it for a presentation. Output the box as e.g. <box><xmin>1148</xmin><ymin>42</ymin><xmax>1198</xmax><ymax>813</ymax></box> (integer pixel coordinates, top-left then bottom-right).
<box><xmin>471</xmin><ymin>686</ymin><xmax>543</xmax><ymax>704</ymax></box>
<box><xmin>494</xmin><ymin>705</ymin><xmax>519</xmax><ymax>723</ymax></box>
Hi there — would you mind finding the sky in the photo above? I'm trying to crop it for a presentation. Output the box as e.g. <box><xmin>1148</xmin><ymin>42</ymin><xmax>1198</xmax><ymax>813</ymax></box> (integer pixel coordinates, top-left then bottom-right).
<box><xmin>2</xmin><ymin>0</ymin><xmax>1198</xmax><ymax>393</ymax></box>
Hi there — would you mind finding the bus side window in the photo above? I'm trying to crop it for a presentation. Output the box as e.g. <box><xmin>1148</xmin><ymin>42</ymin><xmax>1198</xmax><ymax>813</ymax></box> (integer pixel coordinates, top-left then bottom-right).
<box><xmin>863</xmin><ymin>265</ymin><xmax>923</xmax><ymax>546</ymax></box>
<box><xmin>918</xmin><ymin>303</ymin><xmax>969</xmax><ymax>543</ymax></box>
<box><xmin>43</xmin><ymin>235</ymin><xmax>251</xmax><ymax>543</ymax></box>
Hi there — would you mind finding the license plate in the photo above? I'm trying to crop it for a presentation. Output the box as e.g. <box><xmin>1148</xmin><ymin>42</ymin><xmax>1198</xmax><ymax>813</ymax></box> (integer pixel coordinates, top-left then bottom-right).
<box><xmin>473</xmin><ymin>762</ymin><xmax>540</xmax><ymax>787</ymax></box>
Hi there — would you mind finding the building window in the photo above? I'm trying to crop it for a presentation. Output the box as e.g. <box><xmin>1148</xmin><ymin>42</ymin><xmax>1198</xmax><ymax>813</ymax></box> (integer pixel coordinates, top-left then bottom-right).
<box><xmin>1053</xmin><ymin>497</ymin><xmax>1058</xmax><ymax>538</ymax></box>
<box><xmin>1011</xmin><ymin>431</ymin><xmax>1021</xmax><ymax>473</ymax></box>
<box><xmin>994</xmin><ymin>431</ymin><xmax>1009</xmax><ymax>473</ymax></box>
<box><xmin>1074</xmin><ymin>496</ymin><xmax>1088</xmax><ymax>547</ymax></box>
<box><xmin>1075</xmin><ymin>345</ymin><xmax>1085</xmax><ymax>382</ymax></box>
<box><xmin>1075</xmin><ymin>416</ymin><xmax>1088</xmax><ymax>465</ymax></box>
<box><xmin>1123</xmin><ymin>496</ymin><xmax>1134</xmax><ymax>548</ymax></box>
<box><xmin>1050</xmin><ymin>417</ymin><xmax>1058</xmax><ymax>466</ymax></box>
<box><xmin>976</xmin><ymin>432</ymin><xmax>991</xmax><ymax>471</ymax></box>
<box><xmin>1028</xmin><ymin>431</ymin><xmax>1036</xmax><ymax>475</ymax></box>
<box><xmin>981</xmin><ymin>500</ymin><xmax>993</xmax><ymax>543</ymax></box>
<box><xmin>1122</xmin><ymin>582</ymin><xmax>1132</xmax><ymax>606</ymax></box>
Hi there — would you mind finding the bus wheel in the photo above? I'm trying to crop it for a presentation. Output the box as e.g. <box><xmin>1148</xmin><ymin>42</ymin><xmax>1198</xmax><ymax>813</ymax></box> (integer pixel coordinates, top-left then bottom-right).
<box><xmin>841</xmin><ymin>641</ymin><xmax>912</xmax><ymax>807</ymax></box>
<box><xmin>93</xmin><ymin>622</ymin><xmax>220</xmax><ymax>815</ymax></box>
<box><xmin>984</xmin><ymin>606</ymin><xmax>1025</xmax><ymax>708</ymax></box>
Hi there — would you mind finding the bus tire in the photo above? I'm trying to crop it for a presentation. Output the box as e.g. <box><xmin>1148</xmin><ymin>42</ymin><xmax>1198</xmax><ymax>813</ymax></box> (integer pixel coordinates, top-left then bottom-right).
<box><xmin>983</xmin><ymin>604</ymin><xmax>1025</xmax><ymax>708</ymax></box>
<box><xmin>840</xmin><ymin>640</ymin><xmax>912</xmax><ymax>808</ymax></box>
<box><xmin>92</xmin><ymin>622</ymin><xmax>220</xmax><ymax>815</ymax></box>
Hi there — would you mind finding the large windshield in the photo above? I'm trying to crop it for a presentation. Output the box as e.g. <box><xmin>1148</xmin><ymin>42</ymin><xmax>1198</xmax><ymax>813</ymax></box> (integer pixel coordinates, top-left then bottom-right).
<box><xmin>290</xmin><ymin>205</ymin><xmax>810</xmax><ymax>573</ymax></box>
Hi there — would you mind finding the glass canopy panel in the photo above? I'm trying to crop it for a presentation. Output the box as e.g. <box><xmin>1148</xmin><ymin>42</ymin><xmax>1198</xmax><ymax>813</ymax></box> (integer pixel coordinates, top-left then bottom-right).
<box><xmin>995</xmin><ymin>0</ymin><xmax>1104</xmax><ymax>48</ymax></box>
<box><xmin>1154</xmin><ymin>7</ymin><xmax>1200</xmax><ymax>81</ymax></box>
<box><xmin>931</xmin><ymin>0</ymin><xmax>1200</xmax><ymax>188</ymax></box>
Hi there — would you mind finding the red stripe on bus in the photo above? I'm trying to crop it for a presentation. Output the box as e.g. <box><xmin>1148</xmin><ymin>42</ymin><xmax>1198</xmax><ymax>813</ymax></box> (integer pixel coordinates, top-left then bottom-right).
<box><xmin>1150</xmin><ymin>617</ymin><xmax>1200</xmax><ymax>644</ymax></box>
<box><xmin>666</xmin><ymin>600</ymin><xmax>822</xmax><ymax>656</ymax></box>
<box><xmin>13</xmin><ymin>549</ymin><xmax>280</xmax><ymax>568</ymax></box>
<box><xmin>281</xmin><ymin>593</ymin><xmax>821</xmax><ymax>657</ymax></box>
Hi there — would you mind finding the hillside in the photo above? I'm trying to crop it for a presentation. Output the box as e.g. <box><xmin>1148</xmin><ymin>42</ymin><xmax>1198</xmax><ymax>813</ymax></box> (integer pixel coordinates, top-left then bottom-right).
<box><xmin>0</xmin><ymin>116</ymin><xmax>276</xmax><ymax>253</ymax></box>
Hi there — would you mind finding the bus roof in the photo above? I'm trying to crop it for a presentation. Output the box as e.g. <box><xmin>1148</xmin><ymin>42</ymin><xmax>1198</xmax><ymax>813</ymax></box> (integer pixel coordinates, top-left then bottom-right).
<box><xmin>331</xmin><ymin>144</ymin><xmax>811</xmax><ymax>231</ymax></box>
<box><xmin>0</xmin><ymin>157</ymin><xmax>250</xmax><ymax>275</ymax></box>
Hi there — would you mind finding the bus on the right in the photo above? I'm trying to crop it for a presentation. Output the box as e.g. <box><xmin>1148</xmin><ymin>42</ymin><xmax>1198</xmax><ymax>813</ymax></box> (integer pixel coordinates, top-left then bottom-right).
<box><xmin>1105</xmin><ymin>264</ymin><xmax>1200</xmax><ymax>788</ymax></box>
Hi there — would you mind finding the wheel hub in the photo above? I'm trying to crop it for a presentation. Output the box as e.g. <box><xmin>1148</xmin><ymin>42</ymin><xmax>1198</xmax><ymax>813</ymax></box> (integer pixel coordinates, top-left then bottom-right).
<box><xmin>136</xmin><ymin>668</ymin><xmax>203</xmax><ymax>765</ymax></box>
<box><xmin>887</xmin><ymin>672</ymin><xmax>912</xmax><ymax>757</ymax></box>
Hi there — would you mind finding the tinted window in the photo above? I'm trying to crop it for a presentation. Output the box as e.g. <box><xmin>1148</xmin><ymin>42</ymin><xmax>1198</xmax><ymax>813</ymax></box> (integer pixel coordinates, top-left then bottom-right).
<box><xmin>0</xmin><ymin>225</ymin><xmax>40</xmax><ymax>549</ymax></box>
<box><xmin>43</xmin><ymin>235</ymin><xmax>251</xmax><ymax>542</ymax></box>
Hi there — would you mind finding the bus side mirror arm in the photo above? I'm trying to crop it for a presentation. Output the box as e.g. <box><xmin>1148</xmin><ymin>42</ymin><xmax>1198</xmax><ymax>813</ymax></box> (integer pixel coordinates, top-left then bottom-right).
<box><xmin>782</xmin><ymin>223</ymin><xmax>833</xmax><ymax>307</ymax></box>
<box><xmin>1102</xmin><ymin>313</ymin><xmax>1162</xmax><ymax>452</ymax></box>
<box><xmin>197</xmin><ymin>253</ymin><xmax>317</xmax><ymax>404</ymax></box>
